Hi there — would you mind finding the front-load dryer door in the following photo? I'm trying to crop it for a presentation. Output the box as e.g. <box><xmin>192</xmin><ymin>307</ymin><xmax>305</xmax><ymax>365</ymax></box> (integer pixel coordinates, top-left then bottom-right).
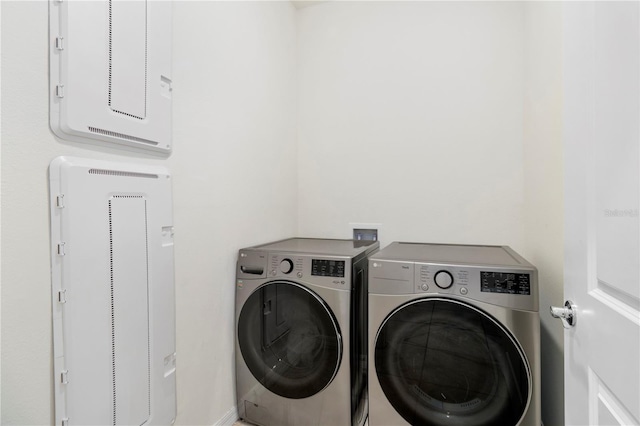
<box><xmin>238</xmin><ymin>280</ymin><xmax>342</xmax><ymax>399</ymax></box>
<box><xmin>375</xmin><ymin>298</ymin><xmax>530</xmax><ymax>426</ymax></box>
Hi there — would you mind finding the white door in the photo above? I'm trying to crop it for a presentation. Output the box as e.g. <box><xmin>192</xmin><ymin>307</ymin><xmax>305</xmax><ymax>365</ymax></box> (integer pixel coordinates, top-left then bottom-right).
<box><xmin>562</xmin><ymin>2</ymin><xmax>640</xmax><ymax>425</ymax></box>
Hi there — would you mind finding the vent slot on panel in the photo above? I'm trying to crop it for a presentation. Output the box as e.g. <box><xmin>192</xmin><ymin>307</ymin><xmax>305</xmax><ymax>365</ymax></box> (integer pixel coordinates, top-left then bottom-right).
<box><xmin>109</xmin><ymin>0</ymin><xmax>147</xmax><ymax>119</ymax></box>
<box><xmin>88</xmin><ymin>127</ymin><xmax>158</xmax><ymax>146</ymax></box>
<box><xmin>109</xmin><ymin>195</ymin><xmax>151</xmax><ymax>425</ymax></box>
<box><xmin>88</xmin><ymin>169</ymin><xmax>158</xmax><ymax>179</ymax></box>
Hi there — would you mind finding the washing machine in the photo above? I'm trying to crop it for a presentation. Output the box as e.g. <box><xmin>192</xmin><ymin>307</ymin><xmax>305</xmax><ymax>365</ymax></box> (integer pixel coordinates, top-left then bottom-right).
<box><xmin>236</xmin><ymin>238</ymin><xmax>379</xmax><ymax>426</ymax></box>
<box><xmin>368</xmin><ymin>242</ymin><xmax>541</xmax><ymax>426</ymax></box>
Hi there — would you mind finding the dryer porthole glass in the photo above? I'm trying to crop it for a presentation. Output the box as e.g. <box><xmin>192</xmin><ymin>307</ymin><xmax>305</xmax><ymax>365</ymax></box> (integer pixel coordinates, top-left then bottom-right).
<box><xmin>238</xmin><ymin>281</ymin><xmax>342</xmax><ymax>399</ymax></box>
<box><xmin>374</xmin><ymin>298</ymin><xmax>530</xmax><ymax>426</ymax></box>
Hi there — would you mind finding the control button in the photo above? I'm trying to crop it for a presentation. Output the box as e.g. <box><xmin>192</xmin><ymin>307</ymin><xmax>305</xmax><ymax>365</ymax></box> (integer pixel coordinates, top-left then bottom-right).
<box><xmin>297</xmin><ymin>271</ymin><xmax>303</xmax><ymax>278</ymax></box>
<box><xmin>434</xmin><ymin>270</ymin><xmax>454</xmax><ymax>289</ymax></box>
<box><xmin>280</xmin><ymin>259</ymin><xmax>294</xmax><ymax>274</ymax></box>
<box><xmin>460</xmin><ymin>287</ymin><xmax>468</xmax><ymax>295</ymax></box>
<box><xmin>421</xmin><ymin>284</ymin><xmax>429</xmax><ymax>291</ymax></box>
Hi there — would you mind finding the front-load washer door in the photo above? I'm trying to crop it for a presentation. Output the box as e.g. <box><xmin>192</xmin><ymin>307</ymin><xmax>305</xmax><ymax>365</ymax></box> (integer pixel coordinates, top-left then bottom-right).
<box><xmin>375</xmin><ymin>298</ymin><xmax>530</xmax><ymax>426</ymax></box>
<box><xmin>238</xmin><ymin>280</ymin><xmax>342</xmax><ymax>399</ymax></box>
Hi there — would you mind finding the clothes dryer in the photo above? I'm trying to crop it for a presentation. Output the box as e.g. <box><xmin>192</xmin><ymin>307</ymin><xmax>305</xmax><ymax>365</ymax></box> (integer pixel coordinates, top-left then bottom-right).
<box><xmin>236</xmin><ymin>238</ymin><xmax>379</xmax><ymax>426</ymax></box>
<box><xmin>368</xmin><ymin>242</ymin><xmax>541</xmax><ymax>426</ymax></box>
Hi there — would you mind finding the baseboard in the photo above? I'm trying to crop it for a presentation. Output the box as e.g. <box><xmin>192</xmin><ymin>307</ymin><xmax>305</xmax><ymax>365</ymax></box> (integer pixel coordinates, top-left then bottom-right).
<box><xmin>214</xmin><ymin>406</ymin><xmax>239</xmax><ymax>426</ymax></box>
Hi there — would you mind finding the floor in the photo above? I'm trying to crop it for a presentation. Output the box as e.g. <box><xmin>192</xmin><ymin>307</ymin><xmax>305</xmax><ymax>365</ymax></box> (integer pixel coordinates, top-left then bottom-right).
<box><xmin>233</xmin><ymin>419</ymin><xmax>369</xmax><ymax>426</ymax></box>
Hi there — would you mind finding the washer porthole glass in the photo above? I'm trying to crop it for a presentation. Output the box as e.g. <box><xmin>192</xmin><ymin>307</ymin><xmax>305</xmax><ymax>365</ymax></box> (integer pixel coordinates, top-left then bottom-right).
<box><xmin>238</xmin><ymin>281</ymin><xmax>342</xmax><ymax>399</ymax></box>
<box><xmin>375</xmin><ymin>298</ymin><xmax>531</xmax><ymax>425</ymax></box>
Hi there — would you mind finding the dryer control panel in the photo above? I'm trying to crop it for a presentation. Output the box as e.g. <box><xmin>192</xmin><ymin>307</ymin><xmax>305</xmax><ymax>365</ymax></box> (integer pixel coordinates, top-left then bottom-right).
<box><xmin>369</xmin><ymin>260</ymin><xmax>537</xmax><ymax>312</ymax></box>
<box><xmin>480</xmin><ymin>271</ymin><xmax>531</xmax><ymax>295</ymax></box>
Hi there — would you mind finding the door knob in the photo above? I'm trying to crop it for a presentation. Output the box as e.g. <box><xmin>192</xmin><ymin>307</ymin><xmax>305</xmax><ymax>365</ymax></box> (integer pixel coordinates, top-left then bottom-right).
<box><xmin>550</xmin><ymin>300</ymin><xmax>576</xmax><ymax>329</ymax></box>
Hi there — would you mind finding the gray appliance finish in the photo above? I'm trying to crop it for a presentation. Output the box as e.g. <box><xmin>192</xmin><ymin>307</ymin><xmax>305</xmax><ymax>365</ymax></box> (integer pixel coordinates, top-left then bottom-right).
<box><xmin>236</xmin><ymin>238</ymin><xmax>379</xmax><ymax>426</ymax></box>
<box><xmin>368</xmin><ymin>242</ymin><xmax>541</xmax><ymax>426</ymax></box>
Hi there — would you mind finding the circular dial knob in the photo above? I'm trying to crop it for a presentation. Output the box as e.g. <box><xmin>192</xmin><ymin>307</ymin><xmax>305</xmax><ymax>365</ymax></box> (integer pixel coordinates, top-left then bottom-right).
<box><xmin>280</xmin><ymin>258</ymin><xmax>294</xmax><ymax>274</ymax></box>
<box><xmin>434</xmin><ymin>270</ymin><xmax>454</xmax><ymax>289</ymax></box>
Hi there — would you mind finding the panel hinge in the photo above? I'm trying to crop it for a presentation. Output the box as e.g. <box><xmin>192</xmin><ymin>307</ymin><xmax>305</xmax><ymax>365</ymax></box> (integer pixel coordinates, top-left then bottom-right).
<box><xmin>55</xmin><ymin>85</ymin><xmax>65</xmax><ymax>98</ymax></box>
<box><xmin>57</xmin><ymin>242</ymin><xmax>66</xmax><ymax>256</ymax></box>
<box><xmin>60</xmin><ymin>370</ymin><xmax>69</xmax><ymax>384</ymax></box>
<box><xmin>56</xmin><ymin>194</ymin><xmax>65</xmax><ymax>208</ymax></box>
<box><xmin>55</xmin><ymin>37</ymin><xmax>64</xmax><ymax>51</ymax></box>
<box><xmin>58</xmin><ymin>289</ymin><xmax>67</xmax><ymax>304</ymax></box>
<box><xmin>61</xmin><ymin>418</ymin><xmax>69</xmax><ymax>426</ymax></box>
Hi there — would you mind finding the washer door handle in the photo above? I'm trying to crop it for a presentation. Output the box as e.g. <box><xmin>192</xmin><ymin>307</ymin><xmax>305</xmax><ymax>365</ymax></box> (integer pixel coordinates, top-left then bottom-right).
<box><xmin>550</xmin><ymin>300</ymin><xmax>576</xmax><ymax>329</ymax></box>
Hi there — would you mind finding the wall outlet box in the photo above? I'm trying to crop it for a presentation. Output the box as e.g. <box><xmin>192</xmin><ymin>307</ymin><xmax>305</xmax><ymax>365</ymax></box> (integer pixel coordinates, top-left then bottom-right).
<box><xmin>349</xmin><ymin>222</ymin><xmax>383</xmax><ymax>244</ymax></box>
<box><xmin>353</xmin><ymin>228</ymin><xmax>378</xmax><ymax>241</ymax></box>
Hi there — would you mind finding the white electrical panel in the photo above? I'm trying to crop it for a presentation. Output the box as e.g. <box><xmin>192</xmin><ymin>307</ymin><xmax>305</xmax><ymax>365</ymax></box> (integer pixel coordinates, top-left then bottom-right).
<box><xmin>49</xmin><ymin>1</ymin><xmax>173</xmax><ymax>153</ymax></box>
<box><xmin>49</xmin><ymin>157</ymin><xmax>176</xmax><ymax>426</ymax></box>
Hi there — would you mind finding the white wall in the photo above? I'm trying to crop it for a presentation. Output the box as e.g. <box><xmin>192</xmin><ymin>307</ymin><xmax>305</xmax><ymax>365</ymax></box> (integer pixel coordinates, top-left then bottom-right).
<box><xmin>171</xmin><ymin>2</ymin><xmax>297</xmax><ymax>423</ymax></box>
<box><xmin>297</xmin><ymin>2</ymin><xmax>564</xmax><ymax>424</ymax></box>
<box><xmin>522</xmin><ymin>3</ymin><xmax>564</xmax><ymax>426</ymax></box>
<box><xmin>0</xmin><ymin>1</ymin><xmax>297</xmax><ymax>424</ymax></box>
<box><xmin>297</xmin><ymin>1</ymin><xmax>526</xmax><ymax>250</ymax></box>
<box><xmin>2</xmin><ymin>1</ymin><xmax>565</xmax><ymax>424</ymax></box>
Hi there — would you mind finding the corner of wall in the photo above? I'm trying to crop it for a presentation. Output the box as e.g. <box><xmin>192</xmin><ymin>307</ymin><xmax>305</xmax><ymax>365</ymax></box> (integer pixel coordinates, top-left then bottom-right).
<box><xmin>213</xmin><ymin>406</ymin><xmax>239</xmax><ymax>426</ymax></box>
<box><xmin>522</xmin><ymin>3</ymin><xmax>565</xmax><ymax>426</ymax></box>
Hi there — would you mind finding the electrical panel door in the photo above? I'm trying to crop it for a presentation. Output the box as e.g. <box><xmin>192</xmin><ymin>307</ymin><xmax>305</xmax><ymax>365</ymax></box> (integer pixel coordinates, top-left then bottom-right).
<box><xmin>49</xmin><ymin>157</ymin><xmax>176</xmax><ymax>425</ymax></box>
<box><xmin>49</xmin><ymin>1</ymin><xmax>172</xmax><ymax>153</ymax></box>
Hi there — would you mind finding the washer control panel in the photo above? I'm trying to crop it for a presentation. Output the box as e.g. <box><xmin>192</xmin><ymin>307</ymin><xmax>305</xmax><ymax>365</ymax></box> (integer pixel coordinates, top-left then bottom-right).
<box><xmin>269</xmin><ymin>255</ymin><xmax>304</xmax><ymax>277</ymax></box>
<box><xmin>263</xmin><ymin>253</ymin><xmax>352</xmax><ymax>290</ymax></box>
<box><xmin>311</xmin><ymin>259</ymin><xmax>345</xmax><ymax>277</ymax></box>
<box><xmin>279</xmin><ymin>258</ymin><xmax>294</xmax><ymax>274</ymax></box>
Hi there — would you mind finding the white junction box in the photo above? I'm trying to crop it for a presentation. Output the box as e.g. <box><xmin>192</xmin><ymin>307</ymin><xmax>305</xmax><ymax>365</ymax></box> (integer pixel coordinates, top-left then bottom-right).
<box><xmin>49</xmin><ymin>1</ymin><xmax>173</xmax><ymax>153</ymax></box>
<box><xmin>49</xmin><ymin>157</ymin><xmax>176</xmax><ymax>426</ymax></box>
<box><xmin>349</xmin><ymin>222</ymin><xmax>383</xmax><ymax>245</ymax></box>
